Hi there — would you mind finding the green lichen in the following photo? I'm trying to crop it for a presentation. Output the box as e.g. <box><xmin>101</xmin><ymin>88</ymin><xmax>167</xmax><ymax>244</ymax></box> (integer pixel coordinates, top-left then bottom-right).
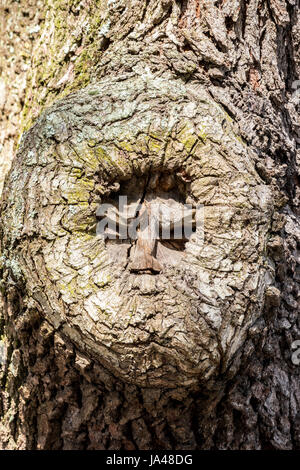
<box><xmin>65</xmin><ymin>178</ymin><xmax>95</xmax><ymax>204</ymax></box>
<box><xmin>20</xmin><ymin>0</ymin><xmax>106</xmax><ymax>137</ymax></box>
<box><xmin>177</xmin><ymin>123</ymin><xmax>198</xmax><ymax>152</ymax></box>
<box><xmin>197</xmin><ymin>126</ymin><xmax>207</xmax><ymax>143</ymax></box>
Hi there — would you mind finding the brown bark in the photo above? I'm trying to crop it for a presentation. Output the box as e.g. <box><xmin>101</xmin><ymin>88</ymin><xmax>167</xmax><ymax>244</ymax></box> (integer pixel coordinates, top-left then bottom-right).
<box><xmin>0</xmin><ymin>0</ymin><xmax>299</xmax><ymax>450</ymax></box>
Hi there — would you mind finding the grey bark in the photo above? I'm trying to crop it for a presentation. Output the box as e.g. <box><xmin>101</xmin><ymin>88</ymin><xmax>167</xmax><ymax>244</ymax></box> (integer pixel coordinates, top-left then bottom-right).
<box><xmin>0</xmin><ymin>0</ymin><xmax>299</xmax><ymax>450</ymax></box>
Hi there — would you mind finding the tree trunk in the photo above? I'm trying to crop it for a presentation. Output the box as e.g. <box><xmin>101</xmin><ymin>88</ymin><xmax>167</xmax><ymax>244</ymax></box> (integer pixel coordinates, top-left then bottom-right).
<box><xmin>0</xmin><ymin>0</ymin><xmax>299</xmax><ymax>450</ymax></box>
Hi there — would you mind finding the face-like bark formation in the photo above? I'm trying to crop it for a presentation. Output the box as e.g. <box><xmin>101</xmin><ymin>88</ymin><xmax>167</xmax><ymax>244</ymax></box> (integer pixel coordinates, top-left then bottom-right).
<box><xmin>1</xmin><ymin>73</ymin><xmax>274</xmax><ymax>388</ymax></box>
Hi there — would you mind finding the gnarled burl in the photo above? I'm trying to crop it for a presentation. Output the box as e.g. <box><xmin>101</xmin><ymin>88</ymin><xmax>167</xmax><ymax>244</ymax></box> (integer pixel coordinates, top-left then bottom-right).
<box><xmin>1</xmin><ymin>74</ymin><xmax>274</xmax><ymax>388</ymax></box>
<box><xmin>0</xmin><ymin>0</ymin><xmax>299</xmax><ymax>451</ymax></box>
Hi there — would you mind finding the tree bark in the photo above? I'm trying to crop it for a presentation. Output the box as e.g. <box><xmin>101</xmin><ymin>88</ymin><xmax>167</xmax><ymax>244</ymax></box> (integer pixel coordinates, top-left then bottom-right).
<box><xmin>0</xmin><ymin>0</ymin><xmax>299</xmax><ymax>450</ymax></box>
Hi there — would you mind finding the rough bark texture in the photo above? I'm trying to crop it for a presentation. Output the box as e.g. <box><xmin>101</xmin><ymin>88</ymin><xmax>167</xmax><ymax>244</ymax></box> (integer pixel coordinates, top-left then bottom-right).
<box><xmin>0</xmin><ymin>0</ymin><xmax>299</xmax><ymax>450</ymax></box>
<box><xmin>0</xmin><ymin>0</ymin><xmax>43</xmax><ymax>194</ymax></box>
